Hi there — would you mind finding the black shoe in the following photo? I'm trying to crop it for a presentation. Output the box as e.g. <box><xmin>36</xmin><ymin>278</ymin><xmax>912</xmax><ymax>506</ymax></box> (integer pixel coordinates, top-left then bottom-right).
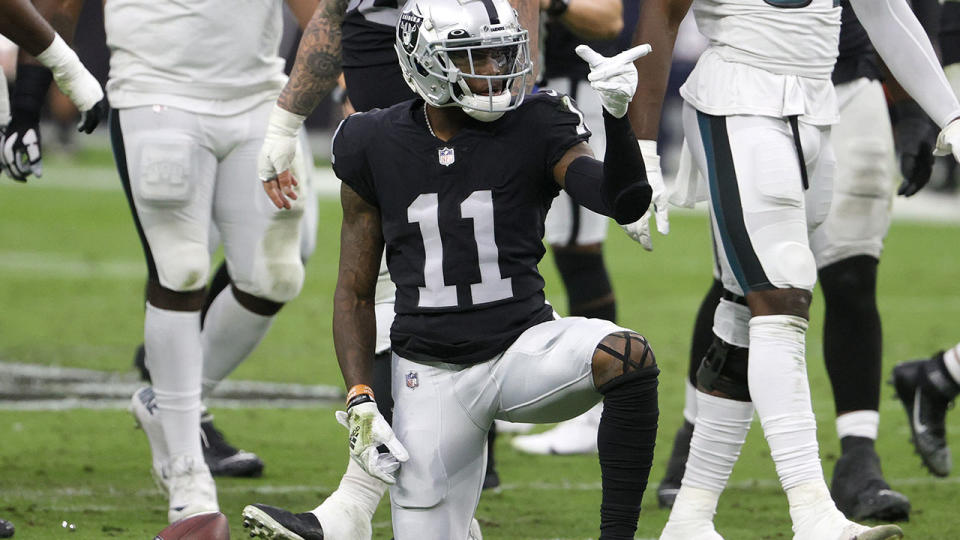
<box><xmin>242</xmin><ymin>504</ymin><xmax>324</xmax><ymax>540</ymax></box>
<box><xmin>0</xmin><ymin>518</ymin><xmax>13</xmax><ymax>538</ymax></box>
<box><xmin>201</xmin><ymin>412</ymin><xmax>265</xmax><ymax>477</ymax></box>
<box><xmin>483</xmin><ymin>466</ymin><xmax>501</xmax><ymax>490</ymax></box>
<box><xmin>658</xmin><ymin>420</ymin><xmax>694</xmax><ymax>509</ymax></box>
<box><xmin>891</xmin><ymin>356</ymin><xmax>955</xmax><ymax>476</ymax></box>
<box><xmin>133</xmin><ymin>344</ymin><xmax>150</xmax><ymax>382</ymax></box>
<box><xmin>831</xmin><ymin>437</ymin><xmax>910</xmax><ymax>521</ymax></box>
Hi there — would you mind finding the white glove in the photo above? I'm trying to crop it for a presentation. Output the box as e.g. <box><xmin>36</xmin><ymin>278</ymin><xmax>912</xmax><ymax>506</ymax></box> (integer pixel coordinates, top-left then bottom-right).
<box><xmin>335</xmin><ymin>401</ymin><xmax>409</xmax><ymax>484</ymax></box>
<box><xmin>259</xmin><ymin>104</ymin><xmax>307</xmax><ymax>209</ymax></box>
<box><xmin>36</xmin><ymin>34</ymin><xmax>102</xmax><ymax>113</ymax></box>
<box><xmin>620</xmin><ymin>139</ymin><xmax>669</xmax><ymax>250</ymax></box>
<box><xmin>574</xmin><ymin>43</ymin><xmax>652</xmax><ymax>118</ymax></box>
<box><xmin>933</xmin><ymin>117</ymin><xmax>960</xmax><ymax>163</ymax></box>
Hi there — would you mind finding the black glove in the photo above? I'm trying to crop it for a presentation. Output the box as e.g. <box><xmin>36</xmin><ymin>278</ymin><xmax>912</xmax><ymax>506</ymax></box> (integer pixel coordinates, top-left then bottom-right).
<box><xmin>891</xmin><ymin>100</ymin><xmax>938</xmax><ymax>197</ymax></box>
<box><xmin>2</xmin><ymin>65</ymin><xmax>52</xmax><ymax>182</ymax></box>
<box><xmin>77</xmin><ymin>96</ymin><xmax>109</xmax><ymax>134</ymax></box>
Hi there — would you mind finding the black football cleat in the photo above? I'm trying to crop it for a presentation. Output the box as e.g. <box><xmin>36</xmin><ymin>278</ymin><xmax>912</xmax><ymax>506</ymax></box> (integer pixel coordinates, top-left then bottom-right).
<box><xmin>0</xmin><ymin>518</ymin><xmax>13</xmax><ymax>538</ymax></box>
<box><xmin>133</xmin><ymin>343</ymin><xmax>151</xmax><ymax>382</ymax></box>
<box><xmin>242</xmin><ymin>504</ymin><xmax>324</xmax><ymax>540</ymax></box>
<box><xmin>831</xmin><ymin>437</ymin><xmax>910</xmax><ymax>522</ymax></box>
<box><xmin>657</xmin><ymin>420</ymin><xmax>694</xmax><ymax>509</ymax></box>
<box><xmin>891</xmin><ymin>356</ymin><xmax>956</xmax><ymax>477</ymax></box>
<box><xmin>201</xmin><ymin>412</ymin><xmax>265</xmax><ymax>477</ymax></box>
<box><xmin>482</xmin><ymin>466</ymin><xmax>501</xmax><ymax>490</ymax></box>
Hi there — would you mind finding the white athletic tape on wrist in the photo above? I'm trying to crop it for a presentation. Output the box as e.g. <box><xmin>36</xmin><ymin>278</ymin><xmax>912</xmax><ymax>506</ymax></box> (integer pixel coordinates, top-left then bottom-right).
<box><xmin>268</xmin><ymin>105</ymin><xmax>307</xmax><ymax>137</ymax></box>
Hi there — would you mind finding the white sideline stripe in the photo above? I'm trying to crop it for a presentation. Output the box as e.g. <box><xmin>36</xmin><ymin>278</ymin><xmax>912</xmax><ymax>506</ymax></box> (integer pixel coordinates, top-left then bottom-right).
<box><xmin>0</xmin><ymin>250</ymin><xmax>144</xmax><ymax>280</ymax></box>
<box><xmin>15</xmin><ymin>476</ymin><xmax>960</xmax><ymax>501</ymax></box>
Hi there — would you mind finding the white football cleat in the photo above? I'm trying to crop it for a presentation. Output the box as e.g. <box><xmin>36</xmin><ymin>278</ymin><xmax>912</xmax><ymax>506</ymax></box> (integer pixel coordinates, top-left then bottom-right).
<box><xmin>166</xmin><ymin>454</ymin><xmax>219</xmax><ymax>523</ymax></box>
<box><xmin>510</xmin><ymin>404</ymin><xmax>601</xmax><ymax>455</ymax></box>
<box><xmin>468</xmin><ymin>517</ymin><xmax>483</xmax><ymax>540</ymax></box>
<box><xmin>792</xmin><ymin>507</ymin><xmax>903</xmax><ymax>540</ymax></box>
<box><xmin>129</xmin><ymin>386</ymin><xmax>169</xmax><ymax>491</ymax></box>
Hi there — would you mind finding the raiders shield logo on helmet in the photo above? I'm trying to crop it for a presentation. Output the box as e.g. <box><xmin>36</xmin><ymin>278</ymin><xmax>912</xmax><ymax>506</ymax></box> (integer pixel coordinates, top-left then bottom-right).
<box><xmin>398</xmin><ymin>12</ymin><xmax>423</xmax><ymax>54</ymax></box>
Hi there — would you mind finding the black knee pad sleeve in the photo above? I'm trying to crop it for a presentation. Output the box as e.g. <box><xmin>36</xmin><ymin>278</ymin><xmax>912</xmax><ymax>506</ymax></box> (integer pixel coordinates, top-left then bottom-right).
<box><xmin>696</xmin><ymin>336</ymin><xmax>751</xmax><ymax>401</ymax></box>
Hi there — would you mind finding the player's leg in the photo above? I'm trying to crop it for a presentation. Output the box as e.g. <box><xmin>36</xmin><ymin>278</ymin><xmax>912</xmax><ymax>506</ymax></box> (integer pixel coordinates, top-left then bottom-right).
<box><xmin>657</xmin><ymin>259</ymin><xmax>724</xmax><ymax>509</ymax></box>
<box><xmin>671</xmin><ymin>105</ymin><xmax>902</xmax><ymax>540</ymax></box>
<box><xmin>891</xmin><ymin>341</ymin><xmax>960</xmax><ymax>477</ymax></box>
<box><xmin>390</xmin><ymin>356</ymin><xmax>492</xmax><ymax>540</ymax></box>
<box><xmin>201</xmin><ymin>102</ymin><xmax>306</xmax><ymax>397</ymax></box>
<box><xmin>808</xmin><ymin>78</ymin><xmax>909</xmax><ymax>520</ymax></box>
<box><xmin>513</xmin><ymin>77</ymin><xmax>614</xmax><ymax>457</ymax></box>
<box><xmin>497</xmin><ymin>317</ymin><xmax>658</xmax><ymax>540</ymax></box>
<box><xmin>112</xmin><ymin>106</ymin><xmax>218</xmax><ymax>522</ymax></box>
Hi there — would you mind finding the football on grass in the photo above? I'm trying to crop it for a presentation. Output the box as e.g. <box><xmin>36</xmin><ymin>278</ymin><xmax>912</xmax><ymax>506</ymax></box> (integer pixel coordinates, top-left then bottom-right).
<box><xmin>153</xmin><ymin>512</ymin><xmax>230</xmax><ymax>540</ymax></box>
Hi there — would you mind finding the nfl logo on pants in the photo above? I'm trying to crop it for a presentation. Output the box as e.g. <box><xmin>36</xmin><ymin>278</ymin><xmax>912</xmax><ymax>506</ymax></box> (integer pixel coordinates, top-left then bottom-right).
<box><xmin>405</xmin><ymin>371</ymin><xmax>419</xmax><ymax>389</ymax></box>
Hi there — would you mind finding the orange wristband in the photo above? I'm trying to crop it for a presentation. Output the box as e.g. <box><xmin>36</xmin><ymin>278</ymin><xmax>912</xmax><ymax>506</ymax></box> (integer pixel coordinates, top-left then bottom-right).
<box><xmin>346</xmin><ymin>384</ymin><xmax>375</xmax><ymax>406</ymax></box>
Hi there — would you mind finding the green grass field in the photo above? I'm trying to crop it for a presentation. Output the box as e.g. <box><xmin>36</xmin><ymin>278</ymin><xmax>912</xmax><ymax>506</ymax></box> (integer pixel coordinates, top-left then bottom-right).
<box><xmin>1</xmin><ymin>147</ymin><xmax>959</xmax><ymax>539</ymax></box>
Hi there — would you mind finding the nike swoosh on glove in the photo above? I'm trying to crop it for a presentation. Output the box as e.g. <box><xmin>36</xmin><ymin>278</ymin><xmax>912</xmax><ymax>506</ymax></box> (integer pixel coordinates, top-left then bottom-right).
<box><xmin>575</xmin><ymin>43</ymin><xmax>652</xmax><ymax>118</ymax></box>
<box><xmin>619</xmin><ymin>140</ymin><xmax>670</xmax><ymax>250</ymax></box>
<box><xmin>335</xmin><ymin>401</ymin><xmax>409</xmax><ymax>484</ymax></box>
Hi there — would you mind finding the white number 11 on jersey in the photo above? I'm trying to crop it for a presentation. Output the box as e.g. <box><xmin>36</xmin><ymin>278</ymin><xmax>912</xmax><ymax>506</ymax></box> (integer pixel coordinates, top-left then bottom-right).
<box><xmin>407</xmin><ymin>190</ymin><xmax>514</xmax><ymax>308</ymax></box>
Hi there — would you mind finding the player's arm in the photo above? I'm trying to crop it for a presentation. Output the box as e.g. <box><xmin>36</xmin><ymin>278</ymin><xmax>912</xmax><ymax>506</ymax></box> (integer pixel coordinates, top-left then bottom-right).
<box><xmin>545</xmin><ymin>0</ymin><xmax>623</xmax><ymax>40</ymax></box>
<box><xmin>850</xmin><ymin>0</ymin><xmax>960</xmax><ymax>162</ymax></box>
<box><xmin>258</xmin><ymin>0</ymin><xmax>346</xmax><ymax>194</ymax></box>
<box><xmin>511</xmin><ymin>0</ymin><xmax>540</xmax><ymax>88</ymax></box>
<box><xmin>332</xmin><ymin>183</ymin><xmax>408</xmax><ymax>484</ymax></box>
<box><xmin>285</xmin><ymin>0</ymin><xmax>321</xmax><ymax>30</ymax></box>
<box><xmin>550</xmin><ymin>44</ymin><xmax>656</xmax><ymax>225</ymax></box>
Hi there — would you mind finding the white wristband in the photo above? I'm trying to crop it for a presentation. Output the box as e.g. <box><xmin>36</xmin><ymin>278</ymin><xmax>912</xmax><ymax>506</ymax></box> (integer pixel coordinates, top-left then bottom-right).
<box><xmin>268</xmin><ymin>104</ymin><xmax>307</xmax><ymax>137</ymax></box>
<box><xmin>36</xmin><ymin>34</ymin><xmax>78</xmax><ymax>74</ymax></box>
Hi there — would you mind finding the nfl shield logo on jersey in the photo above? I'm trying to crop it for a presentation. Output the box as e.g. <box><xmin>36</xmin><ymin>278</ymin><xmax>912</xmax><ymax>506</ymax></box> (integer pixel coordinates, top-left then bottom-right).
<box><xmin>438</xmin><ymin>147</ymin><xmax>455</xmax><ymax>167</ymax></box>
<box><xmin>405</xmin><ymin>371</ymin><xmax>419</xmax><ymax>390</ymax></box>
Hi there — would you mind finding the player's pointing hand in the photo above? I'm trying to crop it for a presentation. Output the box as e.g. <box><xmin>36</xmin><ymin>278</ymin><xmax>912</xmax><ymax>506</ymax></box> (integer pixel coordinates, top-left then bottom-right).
<box><xmin>575</xmin><ymin>43</ymin><xmax>652</xmax><ymax>118</ymax></box>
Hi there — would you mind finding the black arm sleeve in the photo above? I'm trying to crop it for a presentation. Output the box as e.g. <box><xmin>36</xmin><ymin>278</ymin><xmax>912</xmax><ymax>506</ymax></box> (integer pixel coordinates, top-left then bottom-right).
<box><xmin>563</xmin><ymin>110</ymin><xmax>651</xmax><ymax>224</ymax></box>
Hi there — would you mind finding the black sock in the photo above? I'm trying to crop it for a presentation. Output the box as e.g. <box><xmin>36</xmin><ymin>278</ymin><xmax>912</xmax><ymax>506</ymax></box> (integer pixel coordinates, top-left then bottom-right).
<box><xmin>553</xmin><ymin>250</ymin><xmax>617</xmax><ymax>323</ymax></box>
<box><xmin>840</xmin><ymin>435</ymin><xmax>875</xmax><ymax>455</ymax></box>
<box><xmin>819</xmin><ymin>256</ymin><xmax>882</xmax><ymax>413</ymax></box>
<box><xmin>200</xmin><ymin>261</ymin><xmax>232</xmax><ymax>327</ymax></box>
<box><xmin>597</xmin><ymin>366</ymin><xmax>659</xmax><ymax>540</ymax></box>
<box><xmin>689</xmin><ymin>280</ymin><xmax>723</xmax><ymax>386</ymax></box>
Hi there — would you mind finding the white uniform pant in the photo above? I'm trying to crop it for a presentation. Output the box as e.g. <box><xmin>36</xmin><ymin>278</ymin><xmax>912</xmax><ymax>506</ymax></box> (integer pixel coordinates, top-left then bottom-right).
<box><xmin>389</xmin><ymin>316</ymin><xmax>625</xmax><ymax>540</ymax></box>
<box><xmin>114</xmin><ymin>100</ymin><xmax>308</xmax><ymax>303</ymax></box>
<box><xmin>682</xmin><ymin>102</ymin><xmax>835</xmax><ymax>295</ymax></box>
<box><xmin>543</xmin><ymin>78</ymin><xmax>610</xmax><ymax>246</ymax></box>
<box><xmin>809</xmin><ymin>78</ymin><xmax>896</xmax><ymax>268</ymax></box>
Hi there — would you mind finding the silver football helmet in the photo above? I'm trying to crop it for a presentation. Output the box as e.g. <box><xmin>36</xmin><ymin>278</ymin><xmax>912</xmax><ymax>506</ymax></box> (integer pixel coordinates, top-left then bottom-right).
<box><xmin>395</xmin><ymin>0</ymin><xmax>532</xmax><ymax>121</ymax></box>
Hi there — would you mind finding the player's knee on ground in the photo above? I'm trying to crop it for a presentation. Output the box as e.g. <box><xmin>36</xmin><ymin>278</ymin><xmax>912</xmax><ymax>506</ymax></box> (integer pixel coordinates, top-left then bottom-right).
<box><xmin>696</xmin><ymin>336</ymin><xmax>751</xmax><ymax>402</ymax></box>
<box><xmin>592</xmin><ymin>331</ymin><xmax>656</xmax><ymax>390</ymax></box>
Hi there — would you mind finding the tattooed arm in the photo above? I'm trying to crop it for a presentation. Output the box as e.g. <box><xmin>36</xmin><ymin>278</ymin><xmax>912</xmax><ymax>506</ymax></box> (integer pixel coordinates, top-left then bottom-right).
<box><xmin>278</xmin><ymin>0</ymin><xmax>348</xmax><ymax>115</ymax></box>
<box><xmin>333</xmin><ymin>183</ymin><xmax>384</xmax><ymax>390</ymax></box>
<box><xmin>511</xmin><ymin>0</ymin><xmax>541</xmax><ymax>88</ymax></box>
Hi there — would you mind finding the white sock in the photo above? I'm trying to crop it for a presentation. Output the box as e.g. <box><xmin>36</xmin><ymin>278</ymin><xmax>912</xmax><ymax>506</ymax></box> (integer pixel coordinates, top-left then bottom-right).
<box><xmin>682</xmin><ymin>380</ymin><xmax>698</xmax><ymax>424</ymax></box>
<box><xmin>943</xmin><ymin>342</ymin><xmax>960</xmax><ymax>385</ymax></box>
<box><xmin>786</xmin><ymin>481</ymin><xmax>848</xmax><ymax>536</ymax></box>
<box><xmin>665</xmin><ymin>485</ymin><xmax>721</xmax><ymax>525</ymax></box>
<box><xmin>200</xmin><ymin>287</ymin><xmax>275</xmax><ymax>398</ymax></box>
<box><xmin>145</xmin><ymin>303</ymin><xmax>204</xmax><ymax>461</ymax></box>
<box><xmin>683</xmin><ymin>392</ymin><xmax>754</xmax><ymax>492</ymax></box>
<box><xmin>748</xmin><ymin>315</ymin><xmax>824</xmax><ymax>492</ymax></box>
<box><xmin>312</xmin><ymin>458</ymin><xmax>386</xmax><ymax>521</ymax></box>
<box><xmin>835</xmin><ymin>410</ymin><xmax>879</xmax><ymax>441</ymax></box>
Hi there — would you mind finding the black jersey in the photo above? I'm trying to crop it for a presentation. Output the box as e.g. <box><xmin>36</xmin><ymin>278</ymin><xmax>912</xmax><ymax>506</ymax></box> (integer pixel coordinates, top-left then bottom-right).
<box><xmin>332</xmin><ymin>92</ymin><xmax>592</xmax><ymax>364</ymax></box>
<box><xmin>833</xmin><ymin>0</ymin><xmax>881</xmax><ymax>85</ymax></box>
<box><xmin>342</xmin><ymin>0</ymin><xmax>401</xmax><ymax>68</ymax></box>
